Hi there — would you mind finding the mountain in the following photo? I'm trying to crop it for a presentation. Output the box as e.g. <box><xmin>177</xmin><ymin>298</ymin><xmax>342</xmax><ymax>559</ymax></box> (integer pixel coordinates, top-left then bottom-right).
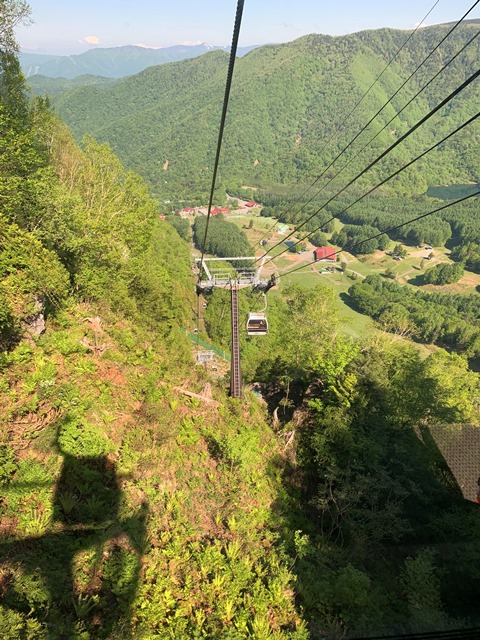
<box><xmin>19</xmin><ymin>43</ymin><xmax>258</xmax><ymax>79</ymax></box>
<box><xmin>49</xmin><ymin>22</ymin><xmax>480</xmax><ymax>204</ymax></box>
<box><xmin>27</xmin><ymin>73</ymin><xmax>116</xmax><ymax>97</ymax></box>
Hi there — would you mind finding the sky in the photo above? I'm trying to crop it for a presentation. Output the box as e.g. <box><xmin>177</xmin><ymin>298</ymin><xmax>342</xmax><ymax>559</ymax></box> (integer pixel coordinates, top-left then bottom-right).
<box><xmin>15</xmin><ymin>0</ymin><xmax>480</xmax><ymax>55</ymax></box>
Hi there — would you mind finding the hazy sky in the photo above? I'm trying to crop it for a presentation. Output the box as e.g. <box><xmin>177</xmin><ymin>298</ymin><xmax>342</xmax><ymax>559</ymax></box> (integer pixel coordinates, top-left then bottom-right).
<box><xmin>16</xmin><ymin>0</ymin><xmax>480</xmax><ymax>55</ymax></box>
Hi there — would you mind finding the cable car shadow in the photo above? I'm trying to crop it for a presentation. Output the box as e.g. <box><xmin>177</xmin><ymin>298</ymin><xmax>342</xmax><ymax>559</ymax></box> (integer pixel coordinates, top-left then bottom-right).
<box><xmin>0</xmin><ymin>451</ymin><xmax>148</xmax><ymax>639</ymax></box>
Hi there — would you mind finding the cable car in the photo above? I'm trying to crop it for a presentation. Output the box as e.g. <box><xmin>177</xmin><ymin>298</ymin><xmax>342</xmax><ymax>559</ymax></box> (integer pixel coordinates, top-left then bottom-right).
<box><xmin>247</xmin><ymin>292</ymin><xmax>269</xmax><ymax>336</ymax></box>
<box><xmin>246</xmin><ymin>312</ymin><xmax>268</xmax><ymax>336</ymax></box>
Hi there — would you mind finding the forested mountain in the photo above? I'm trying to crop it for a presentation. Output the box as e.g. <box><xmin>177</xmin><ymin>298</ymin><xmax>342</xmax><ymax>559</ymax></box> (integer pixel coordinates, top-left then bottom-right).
<box><xmin>26</xmin><ymin>73</ymin><xmax>116</xmax><ymax>97</ymax></box>
<box><xmin>20</xmin><ymin>43</ymin><xmax>257</xmax><ymax>80</ymax></box>
<box><xmin>47</xmin><ymin>21</ymin><xmax>480</xmax><ymax>203</ymax></box>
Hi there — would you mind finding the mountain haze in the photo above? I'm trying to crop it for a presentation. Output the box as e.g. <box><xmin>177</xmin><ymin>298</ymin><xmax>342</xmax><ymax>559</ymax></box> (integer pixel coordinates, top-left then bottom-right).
<box><xmin>49</xmin><ymin>22</ymin><xmax>480</xmax><ymax>203</ymax></box>
<box><xmin>20</xmin><ymin>43</ymin><xmax>258</xmax><ymax>79</ymax></box>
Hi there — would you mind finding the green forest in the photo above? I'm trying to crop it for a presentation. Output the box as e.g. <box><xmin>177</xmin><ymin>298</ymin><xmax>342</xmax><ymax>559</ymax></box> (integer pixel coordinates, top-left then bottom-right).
<box><xmin>1</xmin><ymin>4</ymin><xmax>480</xmax><ymax>640</ymax></box>
<box><xmin>193</xmin><ymin>215</ymin><xmax>253</xmax><ymax>259</ymax></box>
<box><xmin>37</xmin><ymin>21</ymin><xmax>479</xmax><ymax>206</ymax></box>
<box><xmin>348</xmin><ymin>275</ymin><xmax>480</xmax><ymax>356</ymax></box>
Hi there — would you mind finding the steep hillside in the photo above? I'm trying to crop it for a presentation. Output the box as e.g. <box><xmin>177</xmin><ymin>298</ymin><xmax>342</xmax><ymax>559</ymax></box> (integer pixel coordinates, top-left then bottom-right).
<box><xmin>0</xmin><ymin>52</ymin><xmax>306</xmax><ymax>638</ymax></box>
<box><xmin>51</xmin><ymin>23</ymin><xmax>480</xmax><ymax>203</ymax></box>
<box><xmin>0</xmin><ymin>300</ymin><xmax>309</xmax><ymax>639</ymax></box>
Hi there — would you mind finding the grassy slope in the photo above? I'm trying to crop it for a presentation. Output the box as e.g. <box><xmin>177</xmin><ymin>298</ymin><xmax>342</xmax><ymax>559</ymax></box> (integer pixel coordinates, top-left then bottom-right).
<box><xmin>0</xmin><ymin>303</ymin><xmax>306</xmax><ymax>639</ymax></box>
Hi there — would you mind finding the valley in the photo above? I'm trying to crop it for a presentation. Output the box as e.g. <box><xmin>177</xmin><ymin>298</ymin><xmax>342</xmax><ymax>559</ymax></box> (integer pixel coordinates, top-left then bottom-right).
<box><xmin>185</xmin><ymin>195</ymin><xmax>480</xmax><ymax>348</ymax></box>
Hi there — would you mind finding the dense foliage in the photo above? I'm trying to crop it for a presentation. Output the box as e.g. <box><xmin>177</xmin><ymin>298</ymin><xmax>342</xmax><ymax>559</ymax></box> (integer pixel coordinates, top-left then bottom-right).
<box><xmin>330</xmin><ymin>193</ymin><xmax>480</xmax><ymax>249</ymax></box>
<box><xmin>44</xmin><ymin>23</ymin><xmax>480</xmax><ymax>205</ymax></box>
<box><xmin>0</xmin><ymin>50</ymin><xmax>192</xmax><ymax>339</ymax></box>
<box><xmin>331</xmin><ymin>223</ymin><xmax>389</xmax><ymax>255</ymax></box>
<box><xmin>0</xmin><ymin>216</ymin><xmax>69</xmax><ymax>349</ymax></box>
<box><xmin>423</xmin><ymin>260</ymin><xmax>465</xmax><ymax>285</ymax></box>
<box><xmin>205</xmin><ymin>281</ymin><xmax>480</xmax><ymax>635</ymax></box>
<box><xmin>193</xmin><ymin>214</ymin><xmax>253</xmax><ymax>259</ymax></box>
<box><xmin>165</xmin><ymin>213</ymin><xmax>190</xmax><ymax>241</ymax></box>
<box><xmin>451</xmin><ymin>242</ymin><xmax>480</xmax><ymax>273</ymax></box>
<box><xmin>348</xmin><ymin>274</ymin><xmax>480</xmax><ymax>355</ymax></box>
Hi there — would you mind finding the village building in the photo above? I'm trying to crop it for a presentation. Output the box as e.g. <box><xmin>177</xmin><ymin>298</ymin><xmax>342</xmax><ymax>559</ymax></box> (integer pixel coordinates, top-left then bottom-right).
<box><xmin>313</xmin><ymin>246</ymin><xmax>337</xmax><ymax>262</ymax></box>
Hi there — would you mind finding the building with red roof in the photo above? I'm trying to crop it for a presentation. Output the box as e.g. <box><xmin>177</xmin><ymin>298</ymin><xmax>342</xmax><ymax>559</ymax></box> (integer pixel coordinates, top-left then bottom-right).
<box><xmin>313</xmin><ymin>246</ymin><xmax>336</xmax><ymax>262</ymax></box>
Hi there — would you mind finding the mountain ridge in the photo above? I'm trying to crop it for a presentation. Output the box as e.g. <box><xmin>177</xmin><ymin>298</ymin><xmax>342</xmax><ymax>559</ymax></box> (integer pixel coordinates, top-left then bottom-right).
<box><xmin>20</xmin><ymin>42</ymin><xmax>258</xmax><ymax>79</ymax></box>
<box><xmin>20</xmin><ymin>19</ymin><xmax>480</xmax><ymax>80</ymax></box>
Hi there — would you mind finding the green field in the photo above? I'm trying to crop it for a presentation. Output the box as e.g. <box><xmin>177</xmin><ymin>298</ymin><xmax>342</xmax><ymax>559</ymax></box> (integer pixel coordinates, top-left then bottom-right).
<box><xmin>426</xmin><ymin>183</ymin><xmax>480</xmax><ymax>199</ymax></box>
<box><xmin>277</xmin><ymin>267</ymin><xmax>373</xmax><ymax>338</ymax></box>
<box><xmin>224</xmin><ymin>210</ymin><xmax>480</xmax><ymax>340</ymax></box>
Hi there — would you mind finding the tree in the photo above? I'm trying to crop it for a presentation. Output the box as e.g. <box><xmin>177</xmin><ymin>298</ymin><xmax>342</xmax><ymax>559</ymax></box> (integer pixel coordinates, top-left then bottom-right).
<box><xmin>0</xmin><ymin>0</ymin><xmax>31</xmax><ymax>53</ymax></box>
<box><xmin>166</xmin><ymin>214</ymin><xmax>190</xmax><ymax>241</ymax></box>
<box><xmin>423</xmin><ymin>262</ymin><xmax>465</xmax><ymax>285</ymax></box>
<box><xmin>423</xmin><ymin>349</ymin><xmax>479</xmax><ymax>424</ymax></box>
<box><xmin>0</xmin><ymin>215</ymin><xmax>70</xmax><ymax>348</ymax></box>
<box><xmin>401</xmin><ymin>550</ymin><xmax>447</xmax><ymax>632</ymax></box>
<box><xmin>393</xmin><ymin>243</ymin><xmax>407</xmax><ymax>258</ymax></box>
<box><xmin>378</xmin><ymin>303</ymin><xmax>416</xmax><ymax>337</ymax></box>
<box><xmin>253</xmin><ymin>284</ymin><xmax>348</xmax><ymax>398</ymax></box>
<box><xmin>310</xmin><ymin>230</ymin><xmax>328</xmax><ymax>247</ymax></box>
<box><xmin>193</xmin><ymin>215</ymin><xmax>252</xmax><ymax>259</ymax></box>
<box><xmin>331</xmin><ymin>229</ymin><xmax>347</xmax><ymax>247</ymax></box>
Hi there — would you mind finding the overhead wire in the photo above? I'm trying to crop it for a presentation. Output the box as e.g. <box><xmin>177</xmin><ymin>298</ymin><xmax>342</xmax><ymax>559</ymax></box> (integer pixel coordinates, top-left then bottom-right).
<box><xmin>286</xmin><ymin>26</ymin><xmax>480</xmax><ymax>233</ymax></box>
<box><xmin>197</xmin><ymin>0</ymin><xmax>245</xmax><ymax>283</ymax></box>
<box><xmin>252</xmin><ymin>0</ymin><xmax>479</xmax><ymax>250</ymax></box>
<box><xmin>277</xmin><ymin>191</ymin><xmax>480</xmax><ymax>280</ymax></box>
<box><xmin>252</xmin><ymin>0</ymin><xmax>442</xmax><ymax>249</ymax></box>
<box><xmin>259</xmin><ymin>64</ymin><xmax>480</xmax><ymax>262</ymax></box>
<box><xmin>261</xmin><ymin>21</ymin><xmax>480</xmax><ymax>258</ymax></box>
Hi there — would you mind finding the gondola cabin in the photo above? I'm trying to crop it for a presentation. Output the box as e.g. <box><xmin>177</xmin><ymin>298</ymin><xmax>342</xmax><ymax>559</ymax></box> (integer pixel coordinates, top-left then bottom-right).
<box><xmin>246</xmin><ymin>312</ymin><xmax>268</xmax><ymax>336</ymax></box>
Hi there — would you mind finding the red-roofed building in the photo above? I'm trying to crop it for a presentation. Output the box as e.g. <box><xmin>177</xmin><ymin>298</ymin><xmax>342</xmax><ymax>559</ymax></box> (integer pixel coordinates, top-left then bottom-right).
<box><xmin>211</xmin><ymin>207</ymin><xmax>229</xmax><ymax>215</ymax></box>
<box><xmin>314</xmin><ymin>246</ymin><xmax>336</xmax><ymax>262</ymax></box>
<box><xmin>182</xmin><ymin>207</ymin><xmax>195</xmax><ymax>214</ymax></box>
<box><xmin>245</xmin><ymin>201</ymin><xmax>256</xmax><ymax>208</ymax></box>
